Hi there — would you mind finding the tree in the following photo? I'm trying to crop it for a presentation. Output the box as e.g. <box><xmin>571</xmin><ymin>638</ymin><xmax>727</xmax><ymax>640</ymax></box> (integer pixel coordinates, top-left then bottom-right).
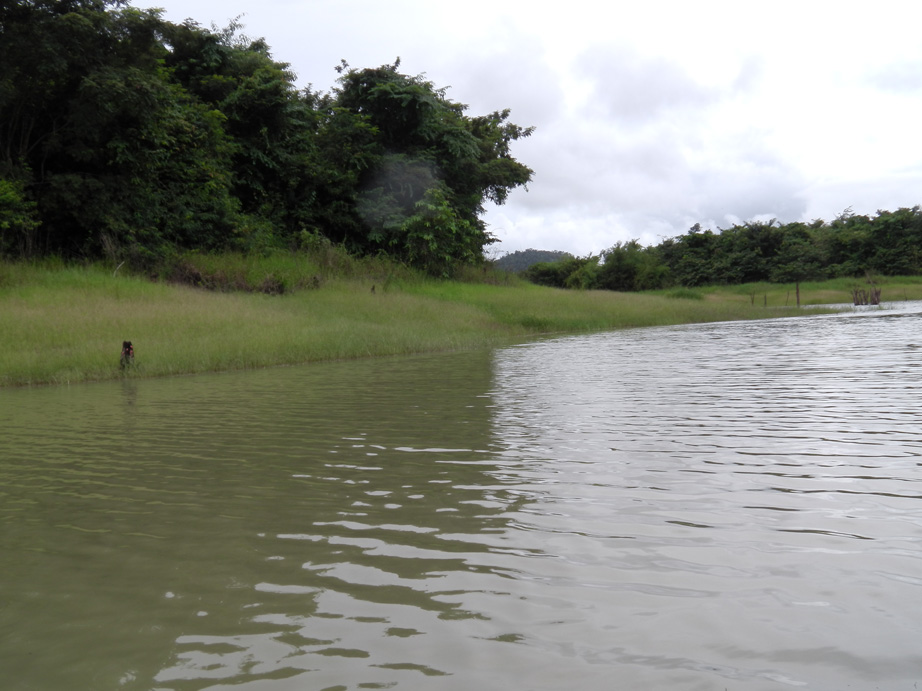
<box><xmin>0</xmin><ymin>2</ymin><xmax>239</xmax><ymax>261</ymax></box>
<box><xmin>0</xmin><ymin>177</ymin><xmax>41</xmax><ymax>256</ymax></box>
<box><xmin>331</xmin><ymin>60</ymin><xmax>533</xmax><ymax>273</ymax></box>
<box><xmin>711</xmin><ymin>220</ymin><xmax>782</xmax><ymax>284</ymax></box>
<box><xmin>665</xmin><ymin>224</ymin><xmax>718</xmax><ymax>286</ymax></box>
<box><xmin>815</xmin><ymin>209</ymin><xmax>873</xmax><ymax>277</ymax></box>
<box><xmin>524</xmin><ymin>255</ymin><xmax>598</xmax><ymax>289</ymax></box>
<box><xmin>163</xmin><ymin>19</ymin><xmax>322</xmax><ymax>249</ymax></box>
<box><xmin>771</xmin><ymin>223</ymin><xmax>823</xmax><ymax>305</ymax></box>
<box><xmin>596</xmin><ymin>240</ymin><xmax>670</xmax><ymax>291</ymax></box>
<box><xmin>1</xmin><ymin>0</ymin><xmax>123</xmax><ymax>176</ymax></box>
<box><xmin>867</xmin><ymin>207</ymin><xmax>922</xmax><ymax>276</ymax></box>
<box><xmin>1</xmin><ymin>8</ymin><xmax>535</xmax><ymax>270</ymax></box>
<box><xmin>395</xmin><ymin>186</ymin><xmax>483</xmax><ymax>277</ymax></box>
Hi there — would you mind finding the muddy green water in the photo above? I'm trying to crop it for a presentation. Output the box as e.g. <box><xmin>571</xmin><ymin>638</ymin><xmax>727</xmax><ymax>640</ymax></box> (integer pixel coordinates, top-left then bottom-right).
<box><xmin>2</xmin><ymin>304</ymin><xmax>922</xmax><ymax>690</ymax></box>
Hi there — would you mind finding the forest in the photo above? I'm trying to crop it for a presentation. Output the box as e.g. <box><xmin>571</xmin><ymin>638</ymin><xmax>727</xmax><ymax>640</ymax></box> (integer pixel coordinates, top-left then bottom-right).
<box><xmin>520</xmin><ymin>209</ymin><xmax>922</xmax><ymax>292</ymax></box>
<box><xmin>0</xmin><ymin>0</ymin><xmax>533</xmax><ymax>276</ymax></box>
<box><xmin>4</xmin><ymin>2</ymin><xmax>921</xmax><ymax>291</ymax></box>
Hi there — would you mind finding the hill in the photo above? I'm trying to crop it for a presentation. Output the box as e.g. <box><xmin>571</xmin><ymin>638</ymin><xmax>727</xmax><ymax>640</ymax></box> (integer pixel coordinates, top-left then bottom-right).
<box><xmin>495</xmin><ymin>249</ymin><xmax>572</xmax><ymax>272</ymax></box>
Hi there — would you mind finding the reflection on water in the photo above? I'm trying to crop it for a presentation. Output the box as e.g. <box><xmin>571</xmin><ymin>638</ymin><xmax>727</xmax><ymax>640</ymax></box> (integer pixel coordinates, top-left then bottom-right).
<box><xmin>2</xmin><ymin>304</ymin><xmax>922</xmax><ymax>690</ymax></box>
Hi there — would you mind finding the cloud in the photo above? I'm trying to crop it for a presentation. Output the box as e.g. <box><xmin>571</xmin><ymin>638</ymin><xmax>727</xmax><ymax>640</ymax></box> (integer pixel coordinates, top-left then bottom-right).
<box><xmin>867</xmin><ymin>61</ymin><xmax>922</xmax><ymax>93</ymax></box>
<box><xmin>577</xmin><ymin>46</ymin><xmax>723</xmax><ymax>125</ymax></box>
<box><xmin>432</xmin><ymin>32</ymin><xmax>565</xmax><ymax>129</ymax></box>
<box><xmin>143</xmin><ymin>0</ymin><xmax>922</xmax><ymax>256</ymax></box>
<box><xmin>481</xmin><ymin>43</ymin><xmax>806</xmax><ymax>252</ymax></box>
<box><xmin>802</xmin><ymin>172</ymin><xmax>922</xmax><ymax>222</ymax></box>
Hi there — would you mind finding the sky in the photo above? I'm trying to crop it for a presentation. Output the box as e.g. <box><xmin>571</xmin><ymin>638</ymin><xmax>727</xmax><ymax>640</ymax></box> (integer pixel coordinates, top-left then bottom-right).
<box><xmin>137</xmin><ymin>0</ymin><xmax>922</xmax><ymax>257</ymax></box>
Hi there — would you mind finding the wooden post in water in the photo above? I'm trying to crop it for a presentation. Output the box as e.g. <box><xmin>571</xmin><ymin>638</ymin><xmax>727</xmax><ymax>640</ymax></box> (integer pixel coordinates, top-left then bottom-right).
<box><xmin>120</xmin><ymin>341</ymin><xmax>134</xmax><ymax>369</ymax></box>
<box><xmin>852</xmin><ymin>286</ymin><xmax>882</xmax><ymax>306</ymax></box>
<box><xmin>854</xmin><ymin>271</ymin><xmax>882</xmax><ymax>305</ymax></box>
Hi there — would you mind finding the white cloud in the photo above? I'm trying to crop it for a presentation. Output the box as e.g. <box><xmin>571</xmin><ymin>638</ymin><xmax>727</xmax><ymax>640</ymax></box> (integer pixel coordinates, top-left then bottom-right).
<box><xmin>141</xmin><ymin>0</ymin><xmax>922</xmax><ymax>255</ymax></box>
<box><xmin>578</xmin><ymin>46</ymin><xmax>725</xmax><ymax>125</ymax></box>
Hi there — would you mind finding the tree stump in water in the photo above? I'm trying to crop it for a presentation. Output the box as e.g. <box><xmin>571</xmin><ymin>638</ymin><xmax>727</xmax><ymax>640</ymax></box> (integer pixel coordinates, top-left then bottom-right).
<box><xmin>852</xmin><ymin>288</ymin><xmax>881</xmax><ymax>305</ymax></box>
<box><xmin>120</xmin><ymin>341</ymin><xmax>134</xmax><ymax>369</ymax></box>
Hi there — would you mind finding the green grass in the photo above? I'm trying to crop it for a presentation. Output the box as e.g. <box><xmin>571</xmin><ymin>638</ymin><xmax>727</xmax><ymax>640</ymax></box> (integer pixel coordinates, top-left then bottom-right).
<box><xmin>5</xmin><ymin>256</ymin><xmax>915</xmax><ymax>388</ymax></box>
<box><xmin>685</xmin><ymin>276</ymin><xmax>922</xmax><ymax>306</ymax></box>
<box><xmin>162</xmin><ymin>247</ymin><xmax>412</xmax><ymax>293</ymax></box>
<box><xmin>662</xmin><ymin>287</ymin><xmax>704</xmax><ymax>300</ymax></box>
<box><xmin>403</xmin><ymin>280</ymin><xmax>817</xmax><ymax>331</ymax></box>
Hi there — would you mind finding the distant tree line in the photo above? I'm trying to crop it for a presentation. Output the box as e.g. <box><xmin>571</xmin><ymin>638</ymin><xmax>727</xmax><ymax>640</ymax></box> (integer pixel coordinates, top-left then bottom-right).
<box><xmin>0</xmin><ymin>0</ymin><xmax>533</xmax><ymax>275</ymax></box>
<box><xmin>523</xmin><ymin>209</ymin><xmax>922</xmax><ymax>290</ymax></box>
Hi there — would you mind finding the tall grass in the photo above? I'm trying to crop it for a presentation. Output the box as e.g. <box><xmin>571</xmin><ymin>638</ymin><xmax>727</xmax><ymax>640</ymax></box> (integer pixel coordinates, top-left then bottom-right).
<box><xmin>6</xmin><ymin>255</ymin><xmax>910</xmax><ymax>388</ymax></box>
<box><xmin>404</xmin><ymin>280</ymin><xmax>830</xmax><ymax>331</ymax></box>
<box><xmin>691</xmin><ymin>276</ymin><xmax>922</xmax><ymax>306</ymax></box>
<box><xmin>164</xmin><ymin>247</ymin><xmax>413</xmax><ymax>293</ymax></box>
<box><xmin>0</xmin><ymin>262</ymin><xmax>495</xmax><ymax>386</ymax></box>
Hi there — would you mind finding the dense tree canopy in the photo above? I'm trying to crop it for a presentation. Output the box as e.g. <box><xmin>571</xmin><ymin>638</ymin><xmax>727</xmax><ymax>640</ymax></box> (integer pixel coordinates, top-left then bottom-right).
<box><xmin>0</xmin><ymin>1</ymin><xmax>534</xmax><ymax>274</ymax></box>
<box><xmin>4</xmin><ymin>1</ymin><xmax>918</xmax><ymax>288</ymax></box>
<box><xmin>331</xmin><ymin>60</ymin><xmax>533</xmax><ymax>274</ymax></box>
<box><xmin>524</xmin><ymin>207</ymin><xmax>922</xmax><ymax>292</ymax></box>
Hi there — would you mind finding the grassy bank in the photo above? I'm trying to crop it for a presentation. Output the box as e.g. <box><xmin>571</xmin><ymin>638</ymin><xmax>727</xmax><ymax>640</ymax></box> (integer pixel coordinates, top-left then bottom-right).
<box><xmin>679</xmin><ymin>276</ymin><xmax>922</xmax><ymax>306</ymax></box>
<box><xmin>2</xmin><ymin>255</ymin><xmax>915</xmax><ymax>387</ymax></box>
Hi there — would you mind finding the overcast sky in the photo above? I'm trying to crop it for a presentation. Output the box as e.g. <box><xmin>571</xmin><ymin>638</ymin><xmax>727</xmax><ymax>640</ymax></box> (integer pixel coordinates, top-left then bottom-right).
<box><xmin>138</xmin><ymin>0</ymin><xmax>922</xmax><ymax>257</ymax></box>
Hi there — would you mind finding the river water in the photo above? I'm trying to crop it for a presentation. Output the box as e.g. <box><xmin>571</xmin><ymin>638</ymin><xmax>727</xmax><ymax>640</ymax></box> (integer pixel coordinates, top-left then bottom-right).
<box><xmin>2</xmin><ymin>303</ymin><xmax>922</xmax><ymax>690</ymax></box>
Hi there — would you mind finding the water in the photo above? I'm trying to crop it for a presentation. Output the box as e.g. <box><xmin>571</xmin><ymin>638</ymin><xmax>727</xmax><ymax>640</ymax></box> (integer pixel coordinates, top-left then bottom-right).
<box><xmin>2</xmin><ymin>303</ymin><xmax>922</xmax><ymax>690</ymax></box>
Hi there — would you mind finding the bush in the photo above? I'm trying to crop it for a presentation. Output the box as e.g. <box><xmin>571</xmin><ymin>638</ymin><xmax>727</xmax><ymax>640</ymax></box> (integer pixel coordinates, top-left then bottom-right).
<box><xmin>0</xmin><ymin>178</ymin><xmax>41</xmax><ymax>257</ymax></box>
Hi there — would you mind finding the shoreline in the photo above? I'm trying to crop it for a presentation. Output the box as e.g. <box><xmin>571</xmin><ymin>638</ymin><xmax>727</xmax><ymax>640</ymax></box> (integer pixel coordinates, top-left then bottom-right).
<box><xmin>3</xmin><ymin>261</ymin><xmax>918</xmax><ymax>389</ymax></box>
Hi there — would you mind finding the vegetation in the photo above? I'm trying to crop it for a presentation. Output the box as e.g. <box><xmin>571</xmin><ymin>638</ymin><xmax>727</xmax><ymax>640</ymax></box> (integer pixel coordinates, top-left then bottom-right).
<box><xmin>3</xmin><ymin>3</ymin><xmax>922</xmax><ymax>391</ymax></box>
<box><xmin>9</xmin><ymin>250</ymin><xmax>904</xmax><ymax>388</ymax></box>
<box><xmin>495</xmin><ymin>249</ymin><xmax>572</xmax><ymax>272</ymax></box>
<box><xmin>0</xmin><ymin>1</ymin><xmax>532</xmax><ymax>276</ymax></box>
<box><xmin>524</xmin><ymin>209</ymin><xmax>922</xmax><ymax>293</ymax></box>
<box><xmin>4</xmin><ymin>1</ymin><xmax>919</xmax><ymax>297</ymax></box>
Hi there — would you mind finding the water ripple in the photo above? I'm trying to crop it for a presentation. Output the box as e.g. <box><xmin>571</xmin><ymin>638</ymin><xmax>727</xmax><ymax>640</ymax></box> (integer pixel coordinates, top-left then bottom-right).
<box><xmin>4</xmin><ymin>306</ymin><xmax>922</xmax><ymax>689</ymax></box>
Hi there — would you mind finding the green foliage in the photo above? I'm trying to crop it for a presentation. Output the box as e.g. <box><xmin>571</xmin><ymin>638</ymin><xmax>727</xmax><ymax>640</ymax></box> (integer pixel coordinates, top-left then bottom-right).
<box><xmin>596</xmin><ymin>240</ymin><xmax>670</xmax><ymax>291</ymax></box>
<box><xmin>770</xmin><ymin>222</ymin><xmax>822</xmax><ymax>284</ymax></box>
<box><xmin>663</xmin><ymin>224</ymin><xmax>719</xmax><ymax>287</ymax></box>
<box><xmin>658</xmin><ymin>210</ymin><xmax>922</xmax><ymax>289</ymax></box>
<box><xmin>163</xmin><ymin>18</ymin><xmax>320</xmax><ymax>245</ymax></box>
<box><xmin>0</xmin><ymin>177</ymin><xmax>41</xmax><ymax>256</ymax></box>
<box><xmin>1</xmin><ymin>2</ymin><xmax>240</xmax><ymax>263</ymax></box>
<box><xmin>663</xmin><ymin>288</ymin><xmax>703</xmax><ymax>300</ymax></box>
<box><xmin>866</xmin><ymin>207</ymin><xmax>922</xmax><ymax>275</ymax></box>
<box><xmin>0</xmin><ymin>9</ymin><xmax>533</xmax><ymax>274</ymax></box>
<box><xmin>7</xmin><ymin>3</ymin><xmax>920</xmax><ymax>290</ymax></box>
<box><xmin>395</xmin><ymin>187</ymin><xmax>485</xmax><ymax>277</ymax></box>
<box><xmin>521</xmin><ymin>241</ymin><xmax>671</xmax><ymax>293</ymax></box>
<box><xmin>332</xmin><ymin>60</ymin><xmax>533</xmax><ymax>272</ymax></box>
<box><xmin>524</xmin><ymin>255</ymin><xmax>598</xmax><ymax>288</ymax></box>
<box><xmin>563</xmin><ymin>256</ymin><xmax>601</xmax><ymax>289</ymax></box>
<box><xmin>522</xmin><ymin>207</ymin><xmax>922</xmax><ymax>294</ymax></box>
<box><xmin>4</xmin><ymin>256</ymin><xmax>858</xmax><ymax>387</ymax></box>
